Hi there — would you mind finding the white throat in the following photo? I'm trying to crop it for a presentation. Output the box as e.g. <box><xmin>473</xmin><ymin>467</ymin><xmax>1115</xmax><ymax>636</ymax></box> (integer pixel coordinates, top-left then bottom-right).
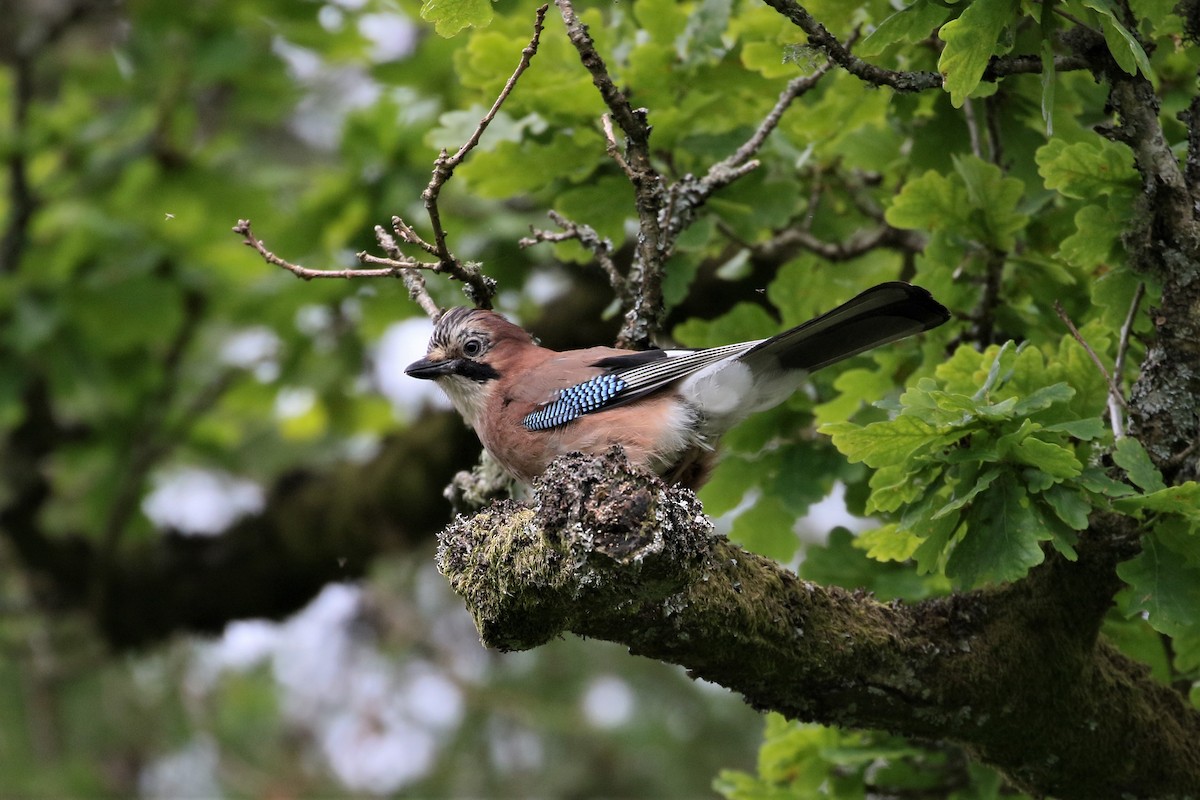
<box><xmin>437</xmin><ymin>374</ymin><xmax>489</xmax><ymax>428</ymax></box>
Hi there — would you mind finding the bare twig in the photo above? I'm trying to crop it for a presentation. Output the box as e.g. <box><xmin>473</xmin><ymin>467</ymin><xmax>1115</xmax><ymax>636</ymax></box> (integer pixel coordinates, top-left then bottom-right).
<box><xmin>1113</xmin><ymin>281</ymin><xmax>1145</xmax><ymax>383</ymax></box>
<box><xmin>233</xmin><ymin>219</ymin><xmax>427</xmax><ymax>279</ymax></box>
<box><xmin>555</xmin><ymin>0</ymin><xmax>653</xmax><ymax>155</ymax></box>
<box><xmin>556</xmin><ymin>0</ymin><xmax>666</xmax><ymax>348</ymax></box>
<box><xmin>556</xmin><ymin>0</ymin><xmax>839</xmax><ymax>346</ymax></box>
<box><xmin>390</xmin><ymin>215</ymin><xmax>440</xmax><ymax>257</ymax></box>
<box><xmin>759</xmin><ymin>0</ymin><xmax>1089</xmax><ymax>92</ymax></box>
<box><xmin>731</xmin><ymin>65</ymin><xmax>832</xmax><ymax>171</ymax></box>
<box><xmin>520</xmin><ymin>210</ymin><xmax>626</xmax><ymax>299</ymax></box>
<box><xmin>963</xmin><ymin>98</ymin><xmax>984</xmax><ymax>160</ymax></box>
<box><xmin>666</xmin><ymin>49</ymin><xmax>839</xmax><ymax>238</ymax></box>
<box><xmin>390</xmin><ymin>3</ymin><xmax>550</xmax><ymax>307</ymax></box>
<box><xmin>751</xmin><ymin>224</ymin><xmax>924</xmax><ymax>263</ymax></box>
<box><xmin>985</xmin><ymin>53</ymin><xmax>1091</xmax><ymax>79</ymax></box>
<box><xmin>421</xmin><ymin>3</ymin><xmax>549</xmax><ymax>300</ymax></box>
<box><xmin>600</xmin><ymin>114</ymin><xmax>636</xmax><ymax>180</ymax></box>
<box><xmin>235</xmin><ymin>5</ymin><xmax>549</xmax><ymax>310</ymax></box>
<box><xmin>1107</xmin><ymin>281</ymin><xmax>1146</xmax><ymax>438</ymax></box>
<box><xmin>370</xmin><ymin>223</ymin><xmax>442</xmax><ymax>319</ymax></box>
<box><xmin>1054</xmin><ymin>301</ymin><xmax>1129</xmax><ymax>438</ymax></box>
<box><xmin>403</xmin><ymin>270</ymin><xmax>442</xmax><ymax>320</ymax></box>
<box><xmin>760</xmin><ymin>0</ymin><xmax>942</xmax><ymax>91</ymax></box>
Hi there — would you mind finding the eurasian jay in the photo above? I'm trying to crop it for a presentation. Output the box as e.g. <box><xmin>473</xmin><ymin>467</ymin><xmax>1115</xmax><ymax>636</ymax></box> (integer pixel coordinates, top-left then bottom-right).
<box><xmin>405</xmin><ymin>281</ymin><xmax>949</xmax><ymax>489</ymax></box>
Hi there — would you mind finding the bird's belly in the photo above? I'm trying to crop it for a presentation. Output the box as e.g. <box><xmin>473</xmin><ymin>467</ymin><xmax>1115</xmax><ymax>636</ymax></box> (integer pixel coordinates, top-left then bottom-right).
<box><xmin>483</xmin><ymin>394</ymin><xmax>705</xmax><ymax>484</ymax></box>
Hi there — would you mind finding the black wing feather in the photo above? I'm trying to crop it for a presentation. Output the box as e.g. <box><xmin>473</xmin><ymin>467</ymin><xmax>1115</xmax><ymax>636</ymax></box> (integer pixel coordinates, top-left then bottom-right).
<box><xmin>521</xmin><ymin>342</ymin><xmax>757</xmax><ymax>431</ymax></box>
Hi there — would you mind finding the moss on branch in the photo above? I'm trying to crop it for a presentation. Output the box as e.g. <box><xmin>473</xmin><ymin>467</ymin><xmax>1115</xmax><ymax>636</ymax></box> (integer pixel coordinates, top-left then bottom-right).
<box><xmin>438</xmin><ymin>451</ymin><xmax>1200</xmax><ymax>798</ymax></box>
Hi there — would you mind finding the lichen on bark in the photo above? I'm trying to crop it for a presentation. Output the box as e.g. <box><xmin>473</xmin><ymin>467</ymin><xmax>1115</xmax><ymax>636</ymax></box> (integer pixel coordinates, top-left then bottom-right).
<box><xmin>436</xmin><ymin>451</ymin><xmax>1200</xmax><ymax>798</ymax></box>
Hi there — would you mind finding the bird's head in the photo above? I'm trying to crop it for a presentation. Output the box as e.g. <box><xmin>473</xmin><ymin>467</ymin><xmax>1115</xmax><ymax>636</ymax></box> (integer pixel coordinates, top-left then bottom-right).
<box><xmin>404</xmin><ymin>307</ymin><xmax>535</xmax><ymax>425</ymax></box>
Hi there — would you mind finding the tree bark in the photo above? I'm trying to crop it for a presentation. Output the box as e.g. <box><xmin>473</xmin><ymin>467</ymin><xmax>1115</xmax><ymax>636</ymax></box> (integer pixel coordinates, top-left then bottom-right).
<box><xmin>0</xmin><ymin>402</ymin><xmax>479</xmax><ymax>649</ymax></box>
<box><xmin>438</xmin><ymin>449</ymin><xmax>1200</xmax><ymax>799</ymax></box>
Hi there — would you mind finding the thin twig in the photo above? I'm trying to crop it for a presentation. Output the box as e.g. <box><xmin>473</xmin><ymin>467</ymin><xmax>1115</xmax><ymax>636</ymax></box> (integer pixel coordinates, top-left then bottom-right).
<box><xmin>370</xmin><ymin>224</ymin><xmax>441</xmax><ymax>318</ymax></box>
<box><xmin>1114</xmin><ymin>281</ymin><xmax>1146</xmax><ymax>382</ymax></box>
<box><xmin>557</xmin><ymin>0</ymin><xmax>666</xmax><ymax>348</ymax></box>
<box><xmin>722</xmin><ymin>62</ymin><xmax>833</xmax><ymax>173</ymax></box>
<box><xmin>1108</xmin><ymin>281</ymin><xmax>1146</xmax><ymax>438</ymax></box>
<box><xmin>521</xmin><ymin>210</ymin><xmax>626</xmax><ymax>298</ymax></box>
<box><xmin>234</xmin><ymin>6</ymin><xmax>549</xmax><ymax>309</ymax></box>
<box><xmin>651</xmin><ymin>32</ymin><xmax>837</xmax><ymax>322</ymax></box>
<box><xmin>759</xmin><ymin>0</ymin><xmax>942</xmax><ymax>92</ymax></box>
<box><xmin>423</xmin><ymin>3</ymin><xmax>549</xmax><ymax>283</ymax></box>
<box><xmin>759</xmin><ymin>225</ymin><xmax>920</xmax><ymax>262</ymax></box>
<box><xmin>759</xmin><ymin>0</ymin><xmax>1089</xmax><ymax>92</ymax></box>
<box><xmin>402</xmin><ymin>269</ymin><xmax>443</xmax><ymax>320</ymax></box>
<box><xmin>556</xmin><ymin>0</ymin><xmax>651</xmax><ymax>151</ymax></box>
<box><xmin>968</xmin><ymin>249</ymin><xmax>1006</xmax><ymax>346</ymax></box>
<box><xmin>963</xmin><ymin>98</ymin><xmax>983</xmax><ymax>160</ymax></box>
<box><xmin>1054</xmin><ymin>301</ymin><xmax>1129</xmax><ymax>439</ymax></box>
<box><xmin>233</xmin><ymin>219</ymin><xmax>427</xmax><ymax>279</ymax></box>
<box><xmin>390</xmin><ymin>215</ymin><xmax>440</xmax><ymax>257</ymax></box>
<box><xmin>600</xmin><ymin>114</ymin><xmax>635</xmax><ymax>180</ymax></box>
<box><xmin>690</xmin><ymin>60</ymin><xmax>832</xmax><ymax>207</ymax></box>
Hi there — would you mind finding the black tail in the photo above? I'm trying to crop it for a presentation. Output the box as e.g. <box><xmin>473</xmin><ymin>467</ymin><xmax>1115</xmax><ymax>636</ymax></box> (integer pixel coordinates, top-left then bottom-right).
<box><xmin>742</xmin><ymin>282</ymin><xmax>950</xmax><ymax>373</ymax></box>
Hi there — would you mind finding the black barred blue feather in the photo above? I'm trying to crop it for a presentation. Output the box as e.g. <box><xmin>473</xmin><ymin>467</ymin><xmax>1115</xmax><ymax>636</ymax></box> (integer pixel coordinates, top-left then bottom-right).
<box><xmin>521</xmin><ymin>343</ymin><xmax>755</xmax><ymax>431</ymax></box>
<box><xmin>523</xmin><ymin>373</ymin><xmax>629</xmax><ymax>430</ymax></box>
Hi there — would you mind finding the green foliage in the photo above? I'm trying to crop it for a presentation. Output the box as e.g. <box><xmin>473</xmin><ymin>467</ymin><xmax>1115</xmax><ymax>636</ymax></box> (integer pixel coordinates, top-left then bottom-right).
<box><xmin>938</xmin><ymin>0</ymin><xmax>1018</xmax><ymax>108</ymax></box>
<box><xmin>823</xmin><ymin>339</ymin><xmax>1200</xmax><ymax>665</ymax></box>
<box><xmin>859</xmin><ymin>1</ymin><xmax>955</xmax><ymax>57</ymax></box>
<box><xmin>7</xmin><ymin>0</ymin><xmax>1200</xmax><ymax>795</ymax></box>
<box><xmin>1112</xmin><ymin>450</ymin><xmax>1200</xmax><ymax>672</ymax></box>
<box><xmin>1080</xmin><ymin>0</ymin><xmax>1154</xmax><ymax>76</ymax></box>
<box><xmin>823</xmin><ymin>341</ymin><xmax>1107</xmax><ymax>587</ymax></box>
<box><xmin>715</xmin><ymin>714</ymin><xmax>1023</xmax><ymax>800</ymax></box>
<box><xmin>887</xmin><ymin>155</ymin><xmax>1028</xmax><ymax>252</ymax></box>
<box><xmin>421</xmin><ymin>0</ymin><xmax>494</xmax><ymax>36</ymax></box>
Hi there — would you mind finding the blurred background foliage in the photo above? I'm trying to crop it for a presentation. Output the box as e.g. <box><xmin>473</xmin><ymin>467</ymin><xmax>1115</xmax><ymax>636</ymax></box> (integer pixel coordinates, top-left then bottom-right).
<box><xmin>0</xmin><ymin>0</ymin><xmax>765</xmax><ymax>795</ymax></box>
<box><xmin>1</xmin><ymin>0</ymin><xmax>1196</xmax><ymax>796</ymax></box>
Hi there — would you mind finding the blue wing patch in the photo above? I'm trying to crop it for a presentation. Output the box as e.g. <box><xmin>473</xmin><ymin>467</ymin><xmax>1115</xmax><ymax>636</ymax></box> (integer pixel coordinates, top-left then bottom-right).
<box><xmin>523</xmin><ymin>373</ymin><xmax>629</xmax><ymax>431</ymax></box>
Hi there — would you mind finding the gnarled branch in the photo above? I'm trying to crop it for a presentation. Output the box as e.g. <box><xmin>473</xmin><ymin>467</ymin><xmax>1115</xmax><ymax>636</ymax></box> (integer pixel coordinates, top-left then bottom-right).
<box><xmin>439</xmin><ymin>449</ymin><xmax>1200</xmax><ymax>799</ymax></box>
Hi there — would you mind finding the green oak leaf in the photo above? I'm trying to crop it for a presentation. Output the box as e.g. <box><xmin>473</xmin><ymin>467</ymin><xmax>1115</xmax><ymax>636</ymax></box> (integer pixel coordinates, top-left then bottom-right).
<box><xmin>948</xmin><ymin>473</ymin><xmax>1045</xmax><ymax>586</ymax></box>
<box><xmin>937</xmin><ymin>0</ymin><xmax>1018</xmax><ymax>107</ymax></box>
<box><xmin>420</xmin><ymin>0</ymin><xmax>493</xmax><ymax>37</ymax></box>
<box><xmin>1113</xmin><ymin>437</ymin><xmax>1167</xmax><ymax>493</ymax></box>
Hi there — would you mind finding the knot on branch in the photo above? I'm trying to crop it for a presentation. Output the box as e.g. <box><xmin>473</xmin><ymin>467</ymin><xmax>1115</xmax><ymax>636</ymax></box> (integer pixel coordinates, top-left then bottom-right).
<box><xmin>435</xmin><ymin>447</ymin><xmax>713</xmax><ymax>651</ymax></box>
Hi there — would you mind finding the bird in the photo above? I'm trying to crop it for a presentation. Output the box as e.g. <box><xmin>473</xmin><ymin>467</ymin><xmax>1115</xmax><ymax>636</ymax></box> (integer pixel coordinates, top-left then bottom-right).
<box><xmin>405</xmin><ymin>282</ymin><xmax>949</xmax><ymax>489</ymax></box>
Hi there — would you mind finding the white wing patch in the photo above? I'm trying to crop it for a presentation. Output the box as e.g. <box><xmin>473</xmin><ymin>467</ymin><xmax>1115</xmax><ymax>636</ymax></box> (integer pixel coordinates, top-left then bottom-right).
<box><xmin>680</xmin><ymin>360</ymin><xmax>754</xmax><ymax>417</ymax></box>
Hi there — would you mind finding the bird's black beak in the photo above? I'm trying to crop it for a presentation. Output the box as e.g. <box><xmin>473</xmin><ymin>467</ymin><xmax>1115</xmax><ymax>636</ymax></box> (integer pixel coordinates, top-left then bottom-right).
<box><xmin>404</xmin><ymin>357</ymin><xmax>457</xmax><ymax>380</ymax></box>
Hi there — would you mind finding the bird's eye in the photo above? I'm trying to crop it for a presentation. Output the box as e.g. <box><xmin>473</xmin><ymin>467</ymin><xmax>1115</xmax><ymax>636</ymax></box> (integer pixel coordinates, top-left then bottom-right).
<box><xmin>462</xmin><ymin>338</ymin><xmax>484</xmax><ymax>358</ymax></box>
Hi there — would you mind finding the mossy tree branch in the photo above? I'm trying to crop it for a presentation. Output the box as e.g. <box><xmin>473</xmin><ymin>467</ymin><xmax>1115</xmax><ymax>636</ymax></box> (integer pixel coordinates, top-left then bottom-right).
<box><xmin>1</xmin><ymin>403</ymin><xmax>479</xmax><ymax>650</ymax></box>
<box><xmin>1101</xmin><ymin>60</ymin><xmax>1200</xmax><ymax>482</ymax></box>
<box><xmin>438</xmin><ymin>449</ymin><xmax>1200</xmax><ymax>799</ymax></box>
